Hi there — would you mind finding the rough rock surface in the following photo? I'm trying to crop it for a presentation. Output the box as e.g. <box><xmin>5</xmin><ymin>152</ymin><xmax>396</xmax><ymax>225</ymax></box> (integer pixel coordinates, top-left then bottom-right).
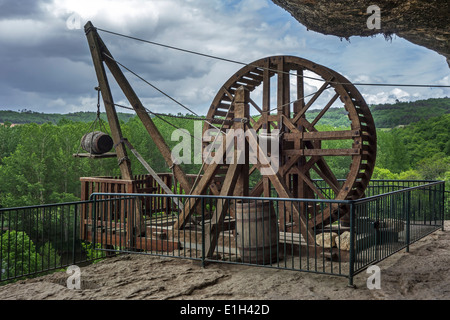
<box><xmin>316</xmin><ymin>232</ymin><xmax>338</xmax><ymax>248</ymax></box>
<box><xmin>1</xmin><ymin>222</ymin><xmax>448</xmax><ymax>300</ymax></box>
<box><xmin>336</xmin><ymin>231</ymin><xmax>351</xmax><ymax>251</ymax></box>
<box><xmin>272</xmin><ymin>0</ymin><xmax>450</xmax><ymax>66</ymax></box>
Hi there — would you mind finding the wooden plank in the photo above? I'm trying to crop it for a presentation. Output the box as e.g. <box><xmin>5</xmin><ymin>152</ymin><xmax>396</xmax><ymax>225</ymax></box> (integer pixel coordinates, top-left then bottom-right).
<box><xmin>283</xmin><ymin>130</ymin><xmax>359</xmax><ymax>141</ymax></box>
<box><xmin>262</xmin><ymin>60</ymin><xmax>271</xmax><ymax>135</ymax></box>
<box><xmin>73</xmin><ymin>152</ymin><xmax>117</xmax><ymax>158</ymax></box>
<box><xmin>283</xmin><ymin>148</ymin><xmax>361</xmax><ymax>156</ymax></box>
<box><xmin>294</xmin><ymin>68</ymin><xmax>305</xmax><ymax>112</ymax></box>
<box><xmin>290</xmin><ymin>166</ymin><xmax>328</xmax><ymax>200</ymax></box>
<box><xmin>312</xmin><ymin>162</ymin><xmax>341</xmax><ymax>195</ymax></box>
<box><xmin>234</xmin><ymin>87</ymin><xmax>249</xmax><ymax>197</ymax></box>
<box><xmin>171</xmin><ymin>156</ymin><xmax>222</xmax><ymax>230</ymax></box>
<box><xmin>80</xmin><ymin>181</ymin><xmax>89</xmax><ymax>240</ymax></box>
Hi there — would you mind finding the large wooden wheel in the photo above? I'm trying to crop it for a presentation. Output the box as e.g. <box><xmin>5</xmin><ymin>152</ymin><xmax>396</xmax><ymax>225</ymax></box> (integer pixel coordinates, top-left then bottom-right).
<box><xmin>203</xmin><ymin>56</ymin><xmax>376</xmax><ymax>230</ymax></box>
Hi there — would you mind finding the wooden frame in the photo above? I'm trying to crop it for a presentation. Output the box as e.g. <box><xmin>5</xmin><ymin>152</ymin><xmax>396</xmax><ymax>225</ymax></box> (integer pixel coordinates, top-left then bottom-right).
<box><xmin>82</xmin><ymin>22</ymin><xmax>377</xmax><ymax>257</ymax></box>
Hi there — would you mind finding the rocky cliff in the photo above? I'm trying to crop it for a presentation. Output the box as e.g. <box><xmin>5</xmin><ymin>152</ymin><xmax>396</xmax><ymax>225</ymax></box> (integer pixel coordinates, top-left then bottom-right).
<box><xmin>272</xmin><ymin>0</ymin><xmax>450</xmax><ymax>67</ymax></box>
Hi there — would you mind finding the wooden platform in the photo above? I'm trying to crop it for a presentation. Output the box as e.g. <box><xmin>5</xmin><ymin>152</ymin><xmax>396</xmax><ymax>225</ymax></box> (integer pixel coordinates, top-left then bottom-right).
<box><xmin>83</xmin><ymin>214</ymin><xmax>354</xmax><ymax>263</ymax></box>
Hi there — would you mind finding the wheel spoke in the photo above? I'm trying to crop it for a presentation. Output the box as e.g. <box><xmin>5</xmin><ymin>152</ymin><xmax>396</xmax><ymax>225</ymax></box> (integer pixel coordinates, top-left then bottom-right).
<box><xmin>205</xmin><ymin>55</ymin><xmax>376</xmax><ymax>232</ymax></box>
<box><xmin>291</xmin><ymin>77</ymin><xmax>333</xmax><ymax>125</ymax></box>
<box><xmin>310</xmin><ymin>92</ymin><xmax>339</xmax><ymax>127</ymax></box>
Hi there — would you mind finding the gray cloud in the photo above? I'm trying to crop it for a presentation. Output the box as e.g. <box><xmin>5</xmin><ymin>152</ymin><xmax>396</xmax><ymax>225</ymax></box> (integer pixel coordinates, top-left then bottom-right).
<box><xmin>0</xmin><ymin>0</ymin><xmax>448</xmax><ymax>116</ymax></box>
<box><xmin>0</xmin><ymin>0</ymin><xmax>52</xmax><ymax>18</ymax></box>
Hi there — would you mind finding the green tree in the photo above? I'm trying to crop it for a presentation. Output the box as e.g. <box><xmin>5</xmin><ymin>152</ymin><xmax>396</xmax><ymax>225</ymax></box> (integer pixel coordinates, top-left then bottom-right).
<box><xmin>416</xmin><ymin>155</ymin><xmax>449</xmax><ymax>180</ymax></box>
<box><xmin>1</xmin><ymin>231</ymin><xmax>42</xmax><ymax>281</ymax></box>
<box><xmin>376</xmin><ymin>130</ymin><xmax>410</xmax><ymax>173</ymax></box>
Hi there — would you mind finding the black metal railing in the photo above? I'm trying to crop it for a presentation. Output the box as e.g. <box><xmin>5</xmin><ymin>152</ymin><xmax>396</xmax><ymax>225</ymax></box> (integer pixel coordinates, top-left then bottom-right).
<box><xmin>0</xmin><ymin>201</ymin><xmax>102</xmax><ymax>284</ymax></box>
<box><xmin>1</xmin><ymin>179</ymin><xmax>446</xmax><ymax>286</ymax></box>
<box><xmin>350</xmin><ymin>181</ymin><xmax>445</xmax><ymax>284</ymax></box>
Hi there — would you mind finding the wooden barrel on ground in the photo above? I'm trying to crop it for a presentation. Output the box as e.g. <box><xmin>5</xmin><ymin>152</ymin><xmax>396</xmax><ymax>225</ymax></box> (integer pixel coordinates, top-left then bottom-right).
<box><xmin>234</xmin><ymin>200</ymin><xmax>279</xmax><ymax>265</ymax></box>
<box><xmin>81</xmin><ymin>131</ymin><xmax>114</xmax><ymax>155</ymax></box>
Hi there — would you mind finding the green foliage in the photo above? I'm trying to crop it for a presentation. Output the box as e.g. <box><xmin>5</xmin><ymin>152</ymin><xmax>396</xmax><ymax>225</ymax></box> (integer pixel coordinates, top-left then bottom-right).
<box><xmin>0</xmin><ymin>99</ymin><xmax>448</xmax><ymax>210</ymax></box>
<box><xmin>371</xmin><ymin>167</ymin><xmax>401</xmax><ymax>180</ymax></box>
<box><xmin>416</xmin><ymin>155</ymin><xmax>449</xmax><ymax>181</ymax></box>
<box><xmin>0</xmin><ymin>230</ymin><xmax>62</xmax><ymax>283</ymax></box>
<box><xmin>1</xmin><ymin>231</ymin><xmax>42</xmax><ymax>280</ymax></box>
<box><xmin>81</xmin><ymin>241</ymin><xmax>106</xmax><ymax>261</ymax></box>
<box><xmin>370</xmin><ymin>98</ymin><xmax>450</xmax><ymax>128</ymax></box>
<box><xmin>304</xmin><ymin>97</ymin><xmax>450</xmax><ymax>129</ymax></box>
<box><xmin>0</xmin><ymin>121</ymin><xmax>120</xmax><ymax>207</ymax></box>
<box><xmin>376</xmin><ymin>130</ymin><xmax>410</xmax><ymax>173</ymax></box>
<box><xmin>305</xmin><ymin>108</ymin><xmax>352</xmax><ymax>128</ymax></box>
<box><xmin>39</xmin><ymin>242</ymin><xmax>61</xmax><ymax>270</ymax></box>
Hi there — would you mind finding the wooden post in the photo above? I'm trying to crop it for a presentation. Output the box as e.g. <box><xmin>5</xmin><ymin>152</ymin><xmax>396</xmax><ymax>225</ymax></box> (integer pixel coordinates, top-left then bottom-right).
<box><xmin>277</xmin><ymin>57</ymin><xmax>290</xmax><ymax>229</ymax></box>
<box><xmin>234</xmin><ymin>86</ymin><xmax>249</xmax><ymax>197</ymax></box>
<box><xmin>244</xmin><ymin>123</ymin><xmax>316</xmax><ymax>245</ymax></box>
<box><xmin>86</xmin><ymin>22</ymin><xmax>193</xmax><ymax>196</ymax></box>
<box><xmin>84</xmin><ymin>22</ymin><xmax>133</xmax><ymax>181</ymax></box>
<box><xmin>204</xmin><ymin>162</ymin><xmax>242</xmax><ymax>258</ymax></box>
<box><xmin>85</xmin><ymin>22</ymin><xmax>146</xmax><ymax>242</ymax></box>
<box><xmin>262</xmin><ymin>59</ymin><xmax>271</xmax><ymax>197</ymax></box>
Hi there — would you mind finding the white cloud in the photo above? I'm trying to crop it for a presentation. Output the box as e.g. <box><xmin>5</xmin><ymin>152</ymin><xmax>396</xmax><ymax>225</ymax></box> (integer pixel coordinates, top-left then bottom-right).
<box><xmin>0</xmin><ymin>0</ymin><xmax>448</xmax><ymax>116</ymax></box>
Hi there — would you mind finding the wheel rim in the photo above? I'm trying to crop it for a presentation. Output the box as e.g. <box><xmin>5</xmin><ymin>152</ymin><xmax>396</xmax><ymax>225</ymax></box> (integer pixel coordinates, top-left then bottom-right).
<box><xmin>203</xmin><ymin>55</ymin><xmax>376</xmax><ymax>228</ymax></box>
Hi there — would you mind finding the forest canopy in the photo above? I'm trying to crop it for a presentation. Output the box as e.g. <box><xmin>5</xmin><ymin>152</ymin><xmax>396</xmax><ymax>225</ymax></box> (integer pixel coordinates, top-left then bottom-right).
<box><xmin>0</xmin><ymin>97</ymin><xmax>449</xmax><ymax>208</ymax></box>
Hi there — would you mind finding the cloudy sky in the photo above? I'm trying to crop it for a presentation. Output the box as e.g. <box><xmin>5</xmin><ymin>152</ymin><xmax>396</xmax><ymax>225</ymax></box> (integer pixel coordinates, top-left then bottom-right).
<box><xmin>0</xmin><ymin>0</ymin><xmax>449</xmax><ymax>116</ymax></box>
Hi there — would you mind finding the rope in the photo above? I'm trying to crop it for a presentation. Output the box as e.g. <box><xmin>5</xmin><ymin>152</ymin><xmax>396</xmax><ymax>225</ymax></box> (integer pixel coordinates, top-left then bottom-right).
<box><xmin>96</xmin><ymin>27</ymin><xmax>450</xmax><ymax>89</ymax></box>
<box><xmin>112</xmin><ymin>102</ymin><xmax>200</xmax><ymax>141</ymax></box>
<box><xmin>102</xmin><ymin>52</ymin><xmax>228</xmax><ymax>135</ymax></box>
<box><xmin>75</xmin><ymin>86</ymin><xmax>110</xmax><ymax>156</ymax></box>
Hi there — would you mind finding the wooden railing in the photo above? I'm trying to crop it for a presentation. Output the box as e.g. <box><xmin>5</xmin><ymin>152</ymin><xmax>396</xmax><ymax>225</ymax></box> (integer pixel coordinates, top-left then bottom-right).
<box><xmin>79</xmin><ymin>173</ymin><xmax>201</xmax><ymax>243</ymax></box>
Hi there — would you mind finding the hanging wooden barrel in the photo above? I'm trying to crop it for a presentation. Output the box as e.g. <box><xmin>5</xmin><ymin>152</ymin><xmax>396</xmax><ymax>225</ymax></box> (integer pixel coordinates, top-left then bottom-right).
<box><xmin>235</xmin><ymin>200</ymin><xmax>279</xmax><ymax>265</ymax></box>
<box><xmin>81</xmin><ymin>131</ymin><xmax>114</xmax><ymax>155</ymax></box>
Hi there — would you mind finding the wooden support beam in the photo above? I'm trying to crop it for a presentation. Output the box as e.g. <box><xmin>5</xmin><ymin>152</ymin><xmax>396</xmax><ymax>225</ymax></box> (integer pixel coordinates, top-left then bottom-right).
<box><xmin>310</xmin><ymin>92</ymin><xmax>339</xmax><ymax>127</ymax></box>
<box><xmin>204</xmin><ymin>162</ymin><xmax>243</xmax><ymax>258</ymax></box>
<box><xmin>283</xmin><ymin>148</ymin><xmax>361</xmax><ymax>157</ymax></box>
<box><xmin>171</xmin><ymin>158</ymin><xmax>221</xmax><ymax>230</ymax></box>
<box><xmin>244</xmin><ymin>126</ymin><xmax>316</xmax><ymax>244</ymax></box>
<box><xmin>234</xmin><ymin>87</ymin><xmax>249</xmax><ymax>197</ymax></box>
<box><xmin>85</xmin><ymin>22</ymin><xmax>132</xmax><ymax>180</ymax></box>
<box><xmin>290</xmin><ymin>77</ymin><xmax>333</xmax><ymax>126</ymax></box>
<box><xmin>86</xmin><ymin>22</ymin><xmax>193</xmax><ymax>196</ymax></box>
<box><xmin>121</xmin><ymin>138</ymin><xmax>184</xmax><ymax>210</ymax></box>
<box><xmin>283</xmin><ymin>130</ymin><xmax>360</xmax><ymax>141</ymax></box>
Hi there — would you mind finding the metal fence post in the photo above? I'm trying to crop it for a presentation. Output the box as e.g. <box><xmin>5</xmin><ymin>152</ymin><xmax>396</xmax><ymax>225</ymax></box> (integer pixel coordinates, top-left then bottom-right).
<box><xmin>92</xmin><ymin>195</ymin><xmax>97</xmax><ymax>258</ymax></box>
<box><xmin>441</xmin><ymin>184</ymin><xmax>445</xmax><ymax>231</ymax></box>
<box><xmin>406</xmin><ymin>190</ymin><xmax>411</xmax><ymax>253</ymax></box>
<box><xmin>348</xmin><ymin>201</ymin><xmax>356</xmax><ymax>288</ymax></box>
<box><xmin>201</xmin><ymin>196</ymin><xmax>205</xmax><ymax>268</ymax></box>
<box><xmin>72</xmin><ymin>204</ymin><xmax>77</xmax><ymax>265</ymax></box>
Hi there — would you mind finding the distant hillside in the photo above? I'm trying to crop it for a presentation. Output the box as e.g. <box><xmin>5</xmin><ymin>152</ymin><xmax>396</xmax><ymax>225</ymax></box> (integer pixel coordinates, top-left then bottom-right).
<box><xmin>305</xmin><ymin>97</ymin><xmax>450</xmax><ymax>128</ymax></box>
<box><xmin>370</xmin><ymin>98</ymin><xmax>450</xmax><ymax>128</ymax></box>
<box><xmin>0</xmin><ymin>110</ymin><xmax>135</xmax><ymax>125</ymax></box>
<box><xmin>1</xmin><ymin>97</ymin><xmax>449</xmax><ymax>128</ymax></box>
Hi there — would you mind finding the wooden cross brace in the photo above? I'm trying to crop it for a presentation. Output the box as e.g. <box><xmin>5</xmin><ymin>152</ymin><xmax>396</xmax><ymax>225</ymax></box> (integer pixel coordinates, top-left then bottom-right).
<box><xmin>172</xmin><ymin>86</ymin><xmax>317</xmax><ymax>258</ymax></box>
